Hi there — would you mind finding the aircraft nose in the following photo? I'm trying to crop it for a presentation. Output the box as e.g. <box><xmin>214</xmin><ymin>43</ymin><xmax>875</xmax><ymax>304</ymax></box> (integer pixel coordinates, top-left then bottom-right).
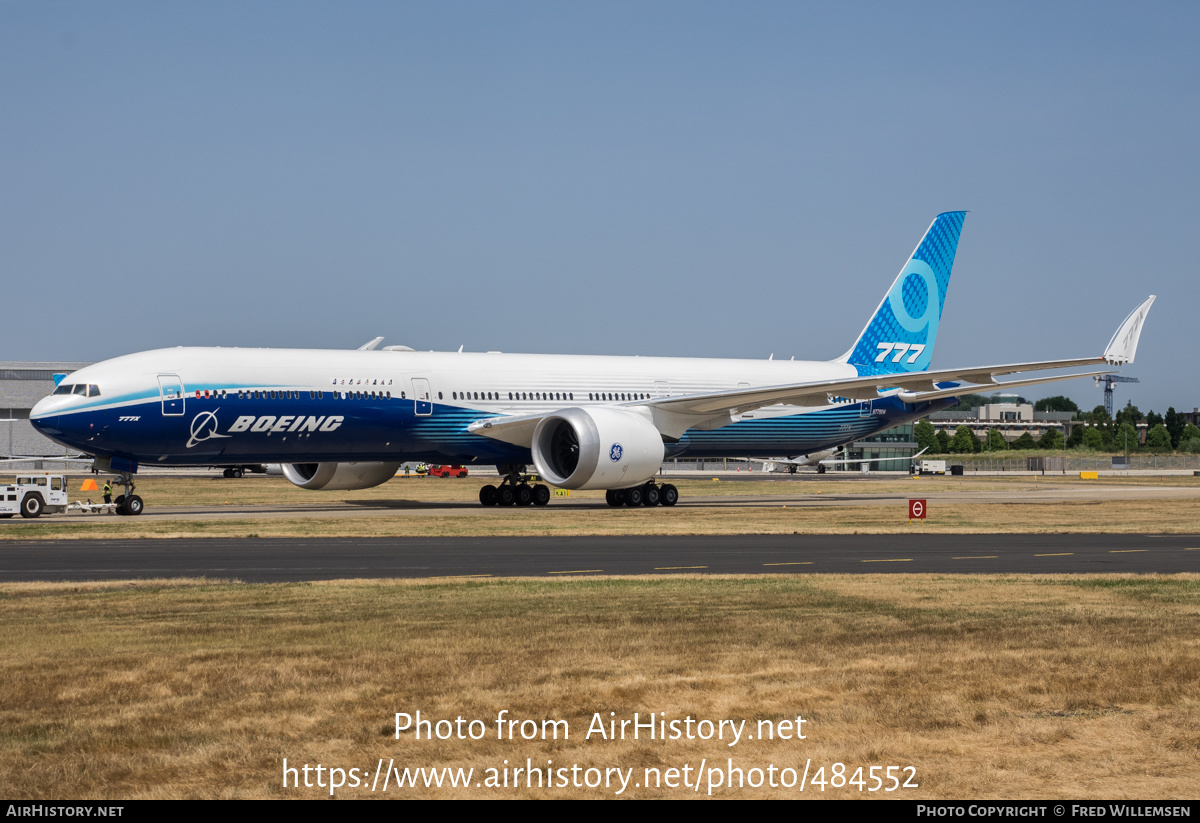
<box><xmin>31</xmin><ymin>393</ymin><xmax>74</xmax><ymax>422</ymax></box>
<box><xmin>30</xmin><ymin>395</ymin><xmax>55</xmax><ymax>421</ymax></box>
<box><xmin>30</xmin><ymin>394</ymin><xmax>72</xmax><ymax>437</ymax></box>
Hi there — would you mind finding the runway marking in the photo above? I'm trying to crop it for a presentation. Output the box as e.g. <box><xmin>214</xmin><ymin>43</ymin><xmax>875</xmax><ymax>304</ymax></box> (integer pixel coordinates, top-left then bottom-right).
<box><xmin>429</xmin><ymin>574</ymin><xmax>493</xmax><ymax>579</ymax></box>
<box><xmin>1035</xmin><ymin>553</ymin><xmax>1073</xmax><ymax>557</ymax></box>
<box><xmin>548</xmin><ymin>570</ymin><xmax>603</xmax><ymax>575</ymax></box>
<box><xmin>953</xmin><ymin>556</ymin><xmax>997</xmax><ymax>559</ymax></box>
<box><xmin>862</xmin><ymin>558</ymin><xmax>912</xmax><ymax>563</ymax></box>
<box><xmin>762</xmin><ymin>562</ymin><xmax>814</xmax><ymax>566</ymax></box>
<box><xmin>654</xmin><ymin>566</ymin><xmax>708</xmax><ymax>570</ymax></box>
<box><xmin>1110</xmin><ymin>550</ymin><xmax>1148</xmax><ymax>553</ymax></box>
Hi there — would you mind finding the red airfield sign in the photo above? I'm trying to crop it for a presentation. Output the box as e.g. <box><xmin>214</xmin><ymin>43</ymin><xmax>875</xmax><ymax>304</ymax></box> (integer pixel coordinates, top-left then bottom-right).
<box><xmin>909</xmin><ymin>499</ymin><xmax>927</xmax><ymax>521</ymax></box>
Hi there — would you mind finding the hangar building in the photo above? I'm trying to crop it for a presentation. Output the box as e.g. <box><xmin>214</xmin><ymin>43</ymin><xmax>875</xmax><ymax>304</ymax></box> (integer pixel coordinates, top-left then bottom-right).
<box><xmin>1</xmin><ymin>361</ymin><xmax>93</xmax><ymax>458</ymax></box>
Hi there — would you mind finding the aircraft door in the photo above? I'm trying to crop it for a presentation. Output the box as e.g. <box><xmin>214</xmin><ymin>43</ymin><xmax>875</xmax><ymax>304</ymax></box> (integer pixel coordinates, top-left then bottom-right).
<box><xmin>412</xmin><ymin>378</ymin><xmax>433</xmax><ymax>416</ymax></box>
<box><xmin>859</xmin><ymin>399</ymin><xmax>873</xmax><ymax>419</ymax></box>
<box><xmin>158</xmin><ymin>375</ymin><xmax>184</xmax><ymax>416</ymax></box>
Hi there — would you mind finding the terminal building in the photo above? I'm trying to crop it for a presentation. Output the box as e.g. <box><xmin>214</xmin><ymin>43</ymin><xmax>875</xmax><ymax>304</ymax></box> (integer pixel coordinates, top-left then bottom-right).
<box><xmin>840</xmin><ymin>422</ymin><xmax>918</xmax><ymax>470</ymax></box>
<box><xmin>927</xmin><ymin>402</ymin><xmax>1078</xmax><ymax>444</ymax></box>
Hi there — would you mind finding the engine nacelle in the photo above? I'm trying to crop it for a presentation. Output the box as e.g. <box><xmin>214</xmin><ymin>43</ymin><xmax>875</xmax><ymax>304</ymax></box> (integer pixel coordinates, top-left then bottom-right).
<box><xmin>532</xmin><ymin>407</ymin><xmax>665</xmax><ymax>490</ymax></box>
<box><xmin>281</xmin><ymin>461</ymin><xmax>401</xmax><ymax>491</ymax></box>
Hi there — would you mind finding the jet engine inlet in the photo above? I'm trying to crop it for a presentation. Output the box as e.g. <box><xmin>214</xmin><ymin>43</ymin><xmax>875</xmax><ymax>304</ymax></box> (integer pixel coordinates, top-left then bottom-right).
<box><xmin>532</xmin><ymin>407</ymin><xmax>664</xmax><ymax>490</ymax></box>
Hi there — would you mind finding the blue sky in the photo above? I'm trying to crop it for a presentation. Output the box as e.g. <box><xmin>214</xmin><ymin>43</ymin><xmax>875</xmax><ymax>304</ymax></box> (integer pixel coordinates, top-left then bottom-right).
<box><xmin>3</xmin><ymin>1</ymin><xmax>1195</xmax><ymax>415</ymax></box>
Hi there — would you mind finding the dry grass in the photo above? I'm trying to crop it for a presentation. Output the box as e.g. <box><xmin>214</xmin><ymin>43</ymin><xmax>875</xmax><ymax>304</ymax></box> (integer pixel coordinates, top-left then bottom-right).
<box><xmin>1</xmin><ymin>574</ymin><xmax>1197</xmax><ymax>799</ymax></box>
<box><xmin>3</xmin><ymin>497</ymin><xmax>1199</xmax><ymax>540</ymax></box>
<box><xmin>2</xmin><ymin>473</ymin><xmax>1199</xmax><ymax>540</ymax></box>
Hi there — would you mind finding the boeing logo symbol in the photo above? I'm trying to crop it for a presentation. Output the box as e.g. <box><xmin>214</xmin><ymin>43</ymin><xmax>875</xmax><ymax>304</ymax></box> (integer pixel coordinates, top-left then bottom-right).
<box><xmin>186</xmin><ymin>409</ymin><xmax>232</xmax><ymax>449</ymax></box>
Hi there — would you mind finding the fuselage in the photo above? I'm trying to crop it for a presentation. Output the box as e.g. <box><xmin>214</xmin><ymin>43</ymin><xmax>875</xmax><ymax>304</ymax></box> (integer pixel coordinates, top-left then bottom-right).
<box><xmin>30</xmin><ymin>346</ymin><xmax>948</xmax><ymax>469</ymax></box>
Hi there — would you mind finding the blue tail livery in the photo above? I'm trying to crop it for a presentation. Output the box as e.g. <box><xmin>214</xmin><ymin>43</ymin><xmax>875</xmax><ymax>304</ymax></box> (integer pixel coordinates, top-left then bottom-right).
<box><xmin>840</xmin><ymin>211</ymin><xmax>966</xmax><ymax>375</ymax></box>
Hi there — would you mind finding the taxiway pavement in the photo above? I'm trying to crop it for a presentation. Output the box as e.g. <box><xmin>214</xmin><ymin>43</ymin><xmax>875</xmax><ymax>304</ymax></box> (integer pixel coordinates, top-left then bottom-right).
<box><xmin>1</xmin><ymin>533</ymin><xmax>1196</xmax><ymax>582</ymax></box>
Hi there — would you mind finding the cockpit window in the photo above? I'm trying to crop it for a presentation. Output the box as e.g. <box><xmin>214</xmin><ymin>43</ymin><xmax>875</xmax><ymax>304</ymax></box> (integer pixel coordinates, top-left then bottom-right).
<box><xmin>50</xmin><ymin>383</ymin><xmax>100</xmax><ymax>398</ymax></box>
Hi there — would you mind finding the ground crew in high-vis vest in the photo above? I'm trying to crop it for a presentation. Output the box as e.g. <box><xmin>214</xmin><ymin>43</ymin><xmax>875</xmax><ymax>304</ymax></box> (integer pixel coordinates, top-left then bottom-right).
<box><xmin>103</xmin><ymin>480</ymin><xmax>112</xmax><ymax>504</ymax></box>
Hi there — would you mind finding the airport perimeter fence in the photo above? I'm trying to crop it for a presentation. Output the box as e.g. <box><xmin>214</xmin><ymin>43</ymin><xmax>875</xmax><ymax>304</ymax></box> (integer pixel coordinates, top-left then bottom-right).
<box><xmin>956</xmin><ymin>454</ymin><xmax>1200</xmax><ymax>473</ymax></box>
<box><xmin>663</xmin><ymin>455</ymin><xmax>1200</xmax><ymax>474</ymax></box>
<box><xmin>664</xmin><ymin>458</ymin><xmax>763</xmax><ymax>473</ymax></box>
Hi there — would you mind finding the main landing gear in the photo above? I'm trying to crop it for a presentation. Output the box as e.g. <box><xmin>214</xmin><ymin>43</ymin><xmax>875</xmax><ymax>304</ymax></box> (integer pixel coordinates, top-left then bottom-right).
<box><xmin>605</xmin><ymin>481</ymin><xmax>678</xmax><ymax>508</ymax></box>
<box><xmin>477</xmin><ymin>468</ymin><xmax>680</xmax><ymax>509</ymax></box>
<box><xmin>479</xmin><ymin>466</ymin><xmax>551</xmax><ymax>507</ymax></box>
<box><xmin>109</xmin><ymin>471</ymin><xmax>144</xmax><ymax>516</ymax></box>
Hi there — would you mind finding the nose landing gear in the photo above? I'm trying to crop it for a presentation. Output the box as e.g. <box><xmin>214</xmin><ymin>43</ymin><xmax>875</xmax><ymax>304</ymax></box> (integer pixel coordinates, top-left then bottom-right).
<box><xmin>108</xmin><ymin>471</ymin><xmax>144</xmax><ymax>516</ymax></box>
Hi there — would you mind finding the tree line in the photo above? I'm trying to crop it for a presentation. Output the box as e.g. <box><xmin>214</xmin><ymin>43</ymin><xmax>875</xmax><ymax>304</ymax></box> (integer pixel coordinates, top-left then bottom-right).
<box><xmin>913</xmin><ymin>395</ymin><xmax>1200</xmax><ymax>455</ymax></box>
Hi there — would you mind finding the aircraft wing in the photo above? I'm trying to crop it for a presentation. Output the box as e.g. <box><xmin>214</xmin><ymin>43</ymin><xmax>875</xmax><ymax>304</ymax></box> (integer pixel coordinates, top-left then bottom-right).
<box><xmin>466</xmin><ymin>413</ymin><xmax>544</xmax><ymax>447</ymax></box>
<box><xmin>468</xmin><ymin>295</ymin><xmax>1154</xmax><ymax>447</ymax></box>
<box><xmin>640</xmin><ymin>295</ymin><xmax>1154</xmax><ymax>437</ymax></box>
<box><xmin>0</xmin><ymin>455</ymin><xmax>94</xmax><ymax>464</ymax></box>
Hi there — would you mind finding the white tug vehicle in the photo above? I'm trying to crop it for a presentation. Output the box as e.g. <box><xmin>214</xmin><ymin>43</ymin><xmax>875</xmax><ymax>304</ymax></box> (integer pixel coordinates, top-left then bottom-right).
<box><xmin>0</xmin><ymin>474</ymin><xmax>71</xmax><ymax>519</ymax></box>
<box><xmin>0</xmin><ymin>473</ymin><xmax>130</xmax><ymax>518</ymax></box>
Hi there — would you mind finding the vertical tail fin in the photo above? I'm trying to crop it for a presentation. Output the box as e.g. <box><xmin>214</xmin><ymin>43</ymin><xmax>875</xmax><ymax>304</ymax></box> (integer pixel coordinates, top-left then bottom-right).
<box><xmin>838</xmin><ymin>211</ymin><xmax>966</xmax><ymax>374</ymax></box>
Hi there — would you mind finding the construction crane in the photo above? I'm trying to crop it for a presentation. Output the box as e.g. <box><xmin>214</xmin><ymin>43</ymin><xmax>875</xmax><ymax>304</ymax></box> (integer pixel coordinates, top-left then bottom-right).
<box><xmin>1094</xmin><ymin>374</ymin><xmax>1139</xmax><ymax>418</ymax></box>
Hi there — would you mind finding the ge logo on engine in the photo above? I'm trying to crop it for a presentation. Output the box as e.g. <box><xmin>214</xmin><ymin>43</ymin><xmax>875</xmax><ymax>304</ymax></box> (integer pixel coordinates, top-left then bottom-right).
<box><xmin>609</xmin><ymin>443</ymin><xmax>623</xmax><ymax>462</ymax></box>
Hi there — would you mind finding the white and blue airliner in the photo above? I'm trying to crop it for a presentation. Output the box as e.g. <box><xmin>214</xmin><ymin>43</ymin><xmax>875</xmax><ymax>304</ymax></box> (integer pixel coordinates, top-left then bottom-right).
<box><xmin>30</xmin><ymin>213</ymin><xmax>1155</xmax><ymax>514</ymax></box>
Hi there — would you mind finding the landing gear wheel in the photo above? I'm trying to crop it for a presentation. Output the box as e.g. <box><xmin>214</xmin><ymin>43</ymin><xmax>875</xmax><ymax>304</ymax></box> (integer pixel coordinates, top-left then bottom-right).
<box><xmin>642</xmin><ymin>485</ymin><xmax>660</xmax><ymax>507</ymax></box>
<box><xmin>479</xmin><ymin>485</ymin><xmax>498</xmax><ymax>506</ymax></box>
<box><xmin>660</xmin><ymin>484</ymin><xmax>679</xmax><ymax>507</ymax></box>
<box><xmin>125</xmin><ymin>495</ymin><xmax>144</xmax><ymax>516</ymax></box>
<box><xmin>624</xmin><ymin>487</ymin><xmax>643</xmax><ymax>507</ymax></box>
<box><xmin>497</xmin><ymin>486</ymin><xmax>516</xmax><ymax>506</ymax></box>
<box><xmin>816</xmin><ymin>464</ymin><xmax>826</xmax><ymax>474</ymax></box>
<box><xmin>20</xmin><ymin>493</ymin><xmax>44</xmax><ymax>519</ymax></box>
<box><xmin>532</xmin><ymin>484</ymin><xmax>551</xmax><ymax>506</ymax></box>
<box><xmin>114</xmin><ymin>494</ymin><xmax>128</xmax><ymax>516</ymax></box>
<box><xmin>606</xmin><ymin>489</ymin><xmax>625</xmax><ymax>507</ymax></box>
<box><xmin>223</xmin><ymin>468</ymin><xmax>233</xmax><ymax>478</ymax></box>
<box><xmin>232</xmin><ymin>468</ymin><xmax>244</xmax><ymax>479</ymax></box>
<box><xmin>515</xmin><ymin>484</ymin><xmax>534</xmax><ymax>507</ymax></box>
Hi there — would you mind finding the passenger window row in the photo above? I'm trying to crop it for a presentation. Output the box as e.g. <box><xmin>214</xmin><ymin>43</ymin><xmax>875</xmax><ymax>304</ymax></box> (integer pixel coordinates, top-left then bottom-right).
<box><xmin>589</xmin><ymin>392</ymin><xmax>648</xmax><ymax>401</ymax></box>
<box><xmin>452</xmin><ymin>391</ymin><xmax>580</xmax><ymax>402</ymax></box>
<box><xmin>187</xmin><ymin>388</ymin><xmax>412</xmax><ymax>401</ymax></box>
<box><xmin>448</xmin><ymin>391</ymin><xmax>654</xmax><ymax>402</ymax></box>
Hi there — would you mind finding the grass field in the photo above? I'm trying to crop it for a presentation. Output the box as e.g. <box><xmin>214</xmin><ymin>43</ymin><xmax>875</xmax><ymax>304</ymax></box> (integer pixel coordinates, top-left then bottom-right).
<box><xmin>1</xmin><ymin>574</ymin><xmax>1197</xmax><ymax>799</ymax></box>
<box><xmin>3</xmin><ymin>474</ymin><xmax>1198</xmax><ymax>800</ymax></box>
<box><xmin>3</xmin><ymin>474</ymin><xmax>1199</xmax><ymax>539</ymax></box>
